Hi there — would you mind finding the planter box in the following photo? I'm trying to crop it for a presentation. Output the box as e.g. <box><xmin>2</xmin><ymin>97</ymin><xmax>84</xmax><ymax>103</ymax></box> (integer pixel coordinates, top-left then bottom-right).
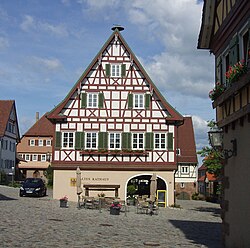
<box><xmin>60</xmin><ymin>200</ymin><xmax>68</xmax><ymax>208</ymax></box>
<box><xmin>110</xmin><ymin>207</ymin><xmax>120</xmax><ymax>215</ymax></box>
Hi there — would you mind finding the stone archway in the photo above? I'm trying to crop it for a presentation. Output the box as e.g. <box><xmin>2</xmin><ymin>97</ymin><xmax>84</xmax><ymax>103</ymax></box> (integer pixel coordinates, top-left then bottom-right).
<box><xmin>126</xmin><ymin>174</ymin><xmax>166</xmax><ymax>198</ymax></box>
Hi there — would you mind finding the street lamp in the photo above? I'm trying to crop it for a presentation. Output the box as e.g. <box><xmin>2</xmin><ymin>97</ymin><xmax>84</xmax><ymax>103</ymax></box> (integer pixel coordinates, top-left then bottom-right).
<box><xmin>208</xmin><ymin>126</ymin><xmax>237</xmax><ymax>159</ymax></box>
<box><xmin>11</xmin><ymin>166</ymin><xmax>14</xmax><ymax>186</ymax></box>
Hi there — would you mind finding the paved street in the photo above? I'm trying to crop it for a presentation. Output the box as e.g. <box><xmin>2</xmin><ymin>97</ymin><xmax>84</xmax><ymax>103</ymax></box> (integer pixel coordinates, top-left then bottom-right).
<box><xmin>0</xmin><ymin>186</ymin><xmax>221</xmax><ymax>248</ymax></box>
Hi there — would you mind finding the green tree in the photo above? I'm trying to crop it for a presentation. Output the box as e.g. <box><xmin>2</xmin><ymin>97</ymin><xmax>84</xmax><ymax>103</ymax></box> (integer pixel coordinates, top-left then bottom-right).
<box><xmin>197</xmin><ymin>120</ymin><xmax>223</xmax><ymax>178</ymax></box>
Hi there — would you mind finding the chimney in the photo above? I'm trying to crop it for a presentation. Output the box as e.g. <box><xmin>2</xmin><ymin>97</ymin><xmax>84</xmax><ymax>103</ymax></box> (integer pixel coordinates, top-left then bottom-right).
<box><xmin>36</xmin><ymin>112</ymin><xmax>39</xmax><ymax>122</ymax></box>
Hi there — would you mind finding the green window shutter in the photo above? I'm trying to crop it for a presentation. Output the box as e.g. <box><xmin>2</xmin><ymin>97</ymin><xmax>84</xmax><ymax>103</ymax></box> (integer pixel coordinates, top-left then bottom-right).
<box><xmin>145</xmin><ymin>94</ymin><xmax>151</xmax><ymax>109</ymax></box>
<box><xmin>81</xmin><ymin>93</ymin><xmax>87</xmax><ymax>108</ymax></box>
<box><xmin>145</xmin><ymin>132</ymin><xmax>153</xmax><ymax>150</ymax></box>
<box><xmin>128</xmin><ymin>94</ymin><xmax>133</xmax><ymax>109</ymax></box>
<box><xmin>167</xmin><ymin>133</ymin><xmax>174</xmax><ymax>151</ymax></box>
<box><xmin>98</xmin><ymin>132</ymin><xmax>108</xmax><ymax>149</ymax></box>
<box><xmin>105</xmin><ymin>64</ymin><xmax>110</xmax><ymax>77</ymax></box>
<box><xmin>98</xmin><ymin>93</ymin><xmax>104</xmax><ymax>108</ymax></box>
<box><xmin>55</xmin><ymin>132</ymin><xmax>61</xmax><ymax>149</ymax></box>
<box><xmin>75</xmin><ymin>132</ymin><xmax>85</xmax><ymax>150</ymax></box>
<box><xmin>122</xmin><ymin>132</ymin><xmax>131</xmax><ymax>149</ymax></box>
<box><xmin>216</xmin><ymin>56</ymin><xmax>222</xmax><ymax>82</ymax></box>
<box><xmin>121</xmin><ymin>64</ymin><xmax>126</xmax><ymax>77</ymax></box>
<box><xmin>229</xmin><ymin>36</ymin><xmax>239</xmax><ymax>66</ymax></box>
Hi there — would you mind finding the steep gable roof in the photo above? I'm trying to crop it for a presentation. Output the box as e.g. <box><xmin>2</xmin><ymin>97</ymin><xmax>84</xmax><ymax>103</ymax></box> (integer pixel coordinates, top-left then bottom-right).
<box><xmin>24</xmin><ymin>113</ymin><xmax>54</xmax><ymax>137</ymax></box>
<box><xmin>177</xmin><ymin>116</ymin><xmax>198</xmax><ymax>163</ymax></box>
<box><xmin>47</xmin><ymin>28</ymin><xmax>183</xmax><ymax>125</ymax></box>
<box><xmin>0</xmin><ymin>100</ymin><xmax>20</xmax><ymax>141</ymax></box>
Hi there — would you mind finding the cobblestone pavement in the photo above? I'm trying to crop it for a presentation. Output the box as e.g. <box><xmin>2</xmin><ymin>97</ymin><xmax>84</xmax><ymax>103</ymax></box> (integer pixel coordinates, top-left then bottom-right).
<box><xmin>0</xmin><ymin>186</ymin><xmax>221</xmax><ymax>248</ymax></box>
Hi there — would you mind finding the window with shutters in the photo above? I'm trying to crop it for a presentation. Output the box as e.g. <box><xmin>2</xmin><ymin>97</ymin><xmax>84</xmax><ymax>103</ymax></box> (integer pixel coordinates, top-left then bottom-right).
<box><xmin>62</xmin><ymin>132</ymin><xmax>74</xmax><ymax>149</ymax></box>
<box><xmin>111</xmin><ymin>64</ymin><xmax>121</xmax><ymax>77</ymax></box>
<box><xmin>25</xmin><ymin>154</ymin><xmax>30</xmax><ymax>161</ymax></box>
<box><xmin>86</xmin><ymin>132</ymin><xmax>97</xmax><ymax>149</ymax></box>
<box><xmin>38</xmin><ymin>139</ymin><xmax>43</xmax><ymax>146</ymax></box>
<box><xmin>134</xmin><ymin>94</ymin><xmax>144</xmax><ymax>109</ymax></box>
<box><xmin>46</xmin><ymin>140</ymin><xmax>51</xmax><ymax>146</ymax></box>
<box><xmin>33</xmin><ymin>154</ymin><xmax>38</xmax><ymax>161</ymax></box>
<box><xmin>109</xmin><ymin>133</ymin><xmax>121</xmax><ymax>149</ymax></box>
<box><xmin>30</xmin><ymin>139</ymin><xmax>35</xmax><ymax>146</ymax></box>
<box><xmin>132</xmin><ymin>133</ymin><xmax>144</xmax><ymax>149</ymax></box>
<box><xmin>87</xmin><ymin>93</ymin><xmax>98</xmax><ymax>108</ymax></box>
<box><xmin>154</xmin><ymin>133</ymin><xmax>166</xmax><ymax>149</ymax></box>
<box><xmin>41</xmin><ymin>154</ymin><xmax>46</xmax><ymax>162</ymax></box>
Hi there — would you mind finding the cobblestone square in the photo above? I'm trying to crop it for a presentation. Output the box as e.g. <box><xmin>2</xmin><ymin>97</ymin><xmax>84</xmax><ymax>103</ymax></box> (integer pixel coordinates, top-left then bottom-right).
<box><xmin>0</xmin><ymin>186</ymin><xmax>221</xmax><ymax>247</ymax></box>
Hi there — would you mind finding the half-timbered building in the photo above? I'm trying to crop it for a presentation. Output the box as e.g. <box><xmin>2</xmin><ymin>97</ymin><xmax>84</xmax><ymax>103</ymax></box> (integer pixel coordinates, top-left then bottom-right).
<box><xmin>175</xmin><ymin>116</ymin><xmax>198</xmax><ymax>200</ymax></box>
<box><xmin>198</xmin><ymin>0</ymin><xmax>250</xmax><ymax>246</ymax></box>
<box><xmin>47</xmin><ymin>27</ymin><xmax>184</xmax><ymax>206</ymax></box>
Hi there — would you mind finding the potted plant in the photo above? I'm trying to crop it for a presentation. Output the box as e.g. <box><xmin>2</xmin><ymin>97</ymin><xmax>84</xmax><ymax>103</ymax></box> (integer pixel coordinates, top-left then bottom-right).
<box><xmin>59</xmin><ymin>196</ymin><xmax>68</xmax><ymax>208</ymax></box>
<box><xmin>127</xmin><ymin>185</ymin><xmax>136</xmax><ymax>205</ymax></box>
<box><xmin>110</xmin><ymin>200</ymin><xmax>121</xmax><ymax>215</ymax></box>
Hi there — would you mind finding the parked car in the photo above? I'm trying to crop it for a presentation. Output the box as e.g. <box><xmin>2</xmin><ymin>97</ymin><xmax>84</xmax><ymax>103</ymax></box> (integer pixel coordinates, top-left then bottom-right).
<box><xmin>19</xmin><ymin>178</ymin><xmax>47</xmax><ymax>197</ymax></box>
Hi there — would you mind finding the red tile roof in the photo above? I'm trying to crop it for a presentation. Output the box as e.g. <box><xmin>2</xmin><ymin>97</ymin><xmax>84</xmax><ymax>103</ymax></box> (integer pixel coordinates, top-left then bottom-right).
<box><xmin>198</xmin><ymin>165</ymin><xmax>218</xmax><ymax>182</ymax></box>
<box><xmin>177</xmin><ymin>116</ymin><xmax>198</xmax><ymax>163</ymax></box>
<box><xmin>24</xmin><ymin>113</ymin><xmax>54</xmax><ymax>137</ymax></box>
<box><xmin>0</xmin><ymin>100</ymin><xmax>14</xmax><ymax>137</ymax></box>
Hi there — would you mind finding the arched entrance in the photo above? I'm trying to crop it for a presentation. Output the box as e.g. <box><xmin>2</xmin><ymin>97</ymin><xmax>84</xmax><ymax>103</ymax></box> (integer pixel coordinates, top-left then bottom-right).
<box><xmin>126</xmin><ymin>174</ymin><xmax>166</xmax><ymax>199</ymax></box>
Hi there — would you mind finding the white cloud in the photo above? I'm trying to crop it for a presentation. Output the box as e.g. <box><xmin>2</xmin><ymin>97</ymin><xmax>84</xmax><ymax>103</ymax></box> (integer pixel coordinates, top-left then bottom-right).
<box><xmin>20</xmin><ymin>15</ymin><xmax>35</xmax><ymax>31</ymax></box>
<box><xmin>20</xmin><ymin>15</ymin><xmax>68</xmax><ymax>37</ymax></box>
<box><xmin>191</xmin><ymin>115</ymin><xmax>209</xmax><ymax>150</ymax></box>
<box><xmin>0</xmin><ymin>36</ymin><xmax>9</xmax><ymax>50</ymax></box>
<box><xmin>31</xmin><ymin>56</ymin><xmax>62</xmax><ymax>70</ymax></box>
<box><xmin>78</xmin><ymin>0</ymin><xmax>118</xmax><ymax>9</ymax></box>
<box><xmin>125</xmin><ymin>0</ymin><xmax>214</xmax><ymax>99</ymax></box>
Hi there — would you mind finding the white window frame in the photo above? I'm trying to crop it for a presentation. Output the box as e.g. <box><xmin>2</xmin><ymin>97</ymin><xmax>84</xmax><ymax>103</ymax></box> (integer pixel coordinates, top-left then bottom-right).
<box><xmin>62</xmin><ymin>132</ymin><xmax>75</xmax><ymax>149</ymax></box>
<box><xmin>87</xmin><ymin>93</ymin><xmax>98</xmax><ymax>108</ymax></box>
<box><xmin>154</xmin><ymin>133</ymin><xmax>166</xmax><ymax>150</ymax></box>
<box><xmin>41</xmin><ymin>154</ymin><xmax>46</xmax><ymax>162</ymax></box>
<box><xmin>25</xmin><ymin>154</ymin><xmax>30</xmax><ymax>161</ymax></box>
<box><xmin>134</xmin><ymin>94</ymin><xmax>144</xmax><ymax>109</ymax></box>
<box><xmin>46</xmin><ymin>140</ymin><xmax>51</xmax><ymax>146</ymax></box>
<box><xmin>111</xmin><ymin>64</ymin><xmax>121</xmax><ymax>77</ymax></box>
<box><xmin>32</xmin><ymin>154</ymin><xmax>38</xmax><ymax>161</ymax></box>
<box><xmin>109</xmin><ymin>133</ymin><xmax>121</xmax><ymax>149</ymax></box>
<box><xmin>239</xmin><ymin>22</ymin><xmax>249</xmax><ymax>61</ymax></box>
<box><xmin>38</xmin><ymin>139</ymin><xmax>43</xmax><ymax>146</ymax></box>
<box><xmin>181</xmin><ymin>166</ymin><xmax>189</xmax><ymax>174</ymax></box>
<box><xmin>85</xmin><ymin>132</ymin><xmax>98</xmax><ymax>149</ymax></box>
<box><xmin>30</xmin><ymin>139</ymin><xmax>35</xmax><ymax>146</ymax></box>
<box><xmin>132</xmin><ymin>133</ymin><xmax>144</xmax><ymax>150</ymax></box>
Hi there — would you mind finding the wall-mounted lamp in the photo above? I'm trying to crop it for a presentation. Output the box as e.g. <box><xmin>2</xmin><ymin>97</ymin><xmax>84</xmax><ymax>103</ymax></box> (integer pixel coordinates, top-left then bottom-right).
<box><xmin>208</xmin><ymin>126</ymin><xmax>237</xmax><ymax>159</ymax></box>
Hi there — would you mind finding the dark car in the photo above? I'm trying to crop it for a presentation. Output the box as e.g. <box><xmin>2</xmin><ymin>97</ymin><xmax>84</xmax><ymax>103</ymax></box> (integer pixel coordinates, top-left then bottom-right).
<box><xmin>20</xmin><ymin>178</ymin><xmax>47</xmax><ymax>197</ymax></box>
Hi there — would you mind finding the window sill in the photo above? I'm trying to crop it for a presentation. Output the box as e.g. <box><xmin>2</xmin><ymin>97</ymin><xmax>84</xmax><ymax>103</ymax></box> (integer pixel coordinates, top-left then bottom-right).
<box><xmin>80</xmin><ymin>150</ymin><xmax>149</xmax><ymax>156</ymax></box>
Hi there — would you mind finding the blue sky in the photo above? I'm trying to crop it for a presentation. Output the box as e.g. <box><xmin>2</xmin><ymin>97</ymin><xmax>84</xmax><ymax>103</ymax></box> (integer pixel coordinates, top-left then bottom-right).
<box><xmin>0</xmin><ymin>0</ymin><xmax>214</xmax><ymax>160</ymax></box>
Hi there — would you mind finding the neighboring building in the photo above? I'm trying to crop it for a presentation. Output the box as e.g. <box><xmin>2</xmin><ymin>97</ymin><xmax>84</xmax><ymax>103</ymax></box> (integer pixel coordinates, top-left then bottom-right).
<box><xmin>0</xmin><ymin>100</ymin><xmax>20</xmax><ymax>182</ymax></box>
<box><xmin>198</xmin><ymin>0</ymin><xmax>250</xmax><ymax>246</ymax></box>
<box><xmin>175</xmin><ymin>116</ymin><xmax>198</xmax><ymax>200</ymax></box>
<box><xmin>198</xmin><ymin>164</ymin><xmax>219</xmax><ymax>201</ymax></box>
<box><xmin>47</xmin><ymin>27</ymin><xmax>184</xmax><ymax>206</ymax></box>
<box><xmin>17</xmin><ymin>113</ymin><xmax>53</xmax><ymax>180</ymax></box>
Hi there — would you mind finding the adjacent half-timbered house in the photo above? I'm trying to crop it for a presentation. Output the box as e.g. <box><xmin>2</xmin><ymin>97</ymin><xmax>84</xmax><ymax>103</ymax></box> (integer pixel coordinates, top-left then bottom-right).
<box><xmin>17</xmin><ymin>113</ymin><xmax>53</xmax><ymax>180</ymax></box>
<box><xmin>175</xmin><ymin>116</ymin><xmax>198</xmax><ymax>200</ymax></box>
<box><xmin>0</xmin><ymin>100</ymin><xmax>20</xmax><ymax>183</ymax></box>
<box><xmin>198</xmin><ymin>0</ymin><xmax>250</xmax><ymax>246</ymax></box>
<box><xmin>47</xmin><ymin>27</ymin><xmax>184</xmax><ymax>206</ymax></box>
